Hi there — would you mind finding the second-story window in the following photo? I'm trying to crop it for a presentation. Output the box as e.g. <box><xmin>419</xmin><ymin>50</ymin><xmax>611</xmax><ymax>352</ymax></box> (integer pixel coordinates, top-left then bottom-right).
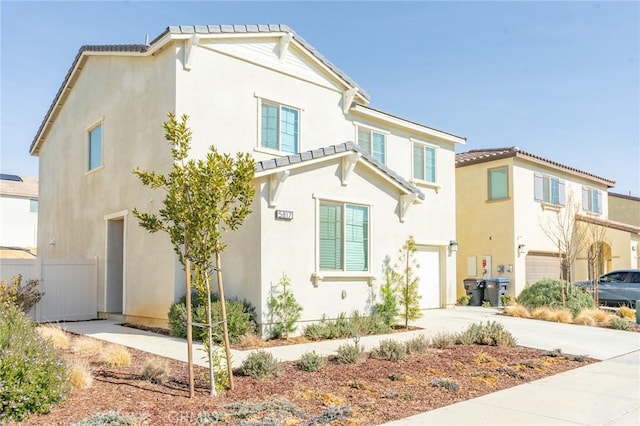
<box><xmin>413</xmin><ymin>143</ymin><xmax>436</xmax><ymax>183</ymax></box>
<box><xmin>88</xmin><ymin>124</ymin><xmax>103</xmax><ymax>171</ymax></box>
<box><xmin>534</xmin><ymin>172</ymin><xmax>565</xmax><ymax>206</ymax></box>
<box><xmin>488</xmin><ymin>167</ymin><xmax>508</xmax><ymax>200</ymax></box>
<box><xmin>357</xmin><ymin>128</ymin><xmax>386</xmax><ymax>164</ymax></box>
<box><xmin>261</xmin><ymin>102</ymin><xmax>299</xmax><ymax>154</ymax></box>
<box><xmin>582</xmin><ymin>186</ymin><xmax>602</xmax><ymax>214</ymax></box>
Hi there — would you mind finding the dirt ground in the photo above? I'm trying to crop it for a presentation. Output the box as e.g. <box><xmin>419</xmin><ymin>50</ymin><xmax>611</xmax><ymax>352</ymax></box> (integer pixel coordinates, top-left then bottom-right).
<box><xmin>17</xmin><ymin>333</ymin><xmax>594</xmax><ymax>426</ymax></box>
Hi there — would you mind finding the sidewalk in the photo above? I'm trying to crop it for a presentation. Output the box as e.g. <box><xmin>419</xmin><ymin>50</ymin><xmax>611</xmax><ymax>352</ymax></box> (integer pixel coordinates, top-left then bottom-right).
<box><xmin>61</xmin><ymin>307</ymin><xmax>640</xmax><ymax>425</ymax></box>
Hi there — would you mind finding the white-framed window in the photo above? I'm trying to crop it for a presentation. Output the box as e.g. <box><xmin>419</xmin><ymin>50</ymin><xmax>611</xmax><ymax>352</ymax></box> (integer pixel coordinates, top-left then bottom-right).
<box><xmin>261</xmin><ymin>101</ymin><xmax>299</xmax><ymax>154</ymax></box>
<box><xmin>488</xmin><ymin>166</ymin><xmax>508</xmax><ymax>200</ymax></box>
<box><xmin>582</xmin><ymin>186</ymin><xmax>603</xmax><ymax>214</ymax></box>
<box><xmin>357</xmin><ymin>127</ymin><xmax>386</xmax><ymax>164</ymax></box>
<box><xmin>534</xmin><ymin>172</ymin><xmax>565</xmax><ymax>206</ymax></box>
<box><xmin>413</xmin><ymin>142</ymin><xmax>436</xmax><ymax>183</ymax></box>
<box><xmin>29</xmin><ymin>199</ymin><xmax>38</xmax><ymax>213</ymax></box>
<box><xmin>88</xmin><ymin>124</ymin><xmax>103</xmax><ymax>171</ymax></box>
<box><xmin>319</xmin><ymin>201</ymin><xmax>369</xmax><ymax>272</ymax></box>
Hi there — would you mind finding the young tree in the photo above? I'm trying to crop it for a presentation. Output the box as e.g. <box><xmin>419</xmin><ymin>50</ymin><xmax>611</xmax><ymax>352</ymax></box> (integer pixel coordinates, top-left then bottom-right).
<box><xmin>375</xmin><ymin>266</ymin><xmax>400</xmax><ymax>328</ymax></box>
<box><xmin>267</xmin><ymin>273</ymin><xmax>303</xmax><ymax>339</ymax></box>
<box><xmin>133</xmin><ymin>113</ymin><xmax>255</xmax><ymax>395</ymax></box>
<box><xmin>540</xmin><ymin>195</ymin><xmax>589</xmax><ymax>306</ymax></box>
<box><xmin>395</xmin><ymin>236</ymin><xmax>422</xmax><ymax>328</ymax></box>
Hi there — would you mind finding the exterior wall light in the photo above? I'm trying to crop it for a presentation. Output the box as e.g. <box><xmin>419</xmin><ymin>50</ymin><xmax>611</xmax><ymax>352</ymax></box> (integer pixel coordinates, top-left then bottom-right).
<box><xmin>449</xmin><ymin>240</ymin><xmax>459</xmax><ymax>252</ymax></box>
<box><xmin>518</xmin><ymin>244</ymin><xmax>527</xmax><ymax>255</ymax></box>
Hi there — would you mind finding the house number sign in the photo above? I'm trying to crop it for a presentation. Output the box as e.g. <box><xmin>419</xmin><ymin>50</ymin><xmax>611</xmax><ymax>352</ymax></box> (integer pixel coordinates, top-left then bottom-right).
<box><xmin>275</xmin><ymin>210</ymin><xmax>294</xmax><ymax>221</ymax></box>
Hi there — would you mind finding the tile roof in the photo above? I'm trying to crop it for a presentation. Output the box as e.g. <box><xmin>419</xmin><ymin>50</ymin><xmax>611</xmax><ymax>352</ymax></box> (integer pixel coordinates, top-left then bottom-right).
<box><xmin>0</xmin><ymin>176</ymin><xmax>38</xmax><ymax>198</ymax></box>
<box><xmin>30</xmin><ymin>25</ymin><xmax>369</xmax><ymax>154</ymax></box>
<box><xmin>455</xmin><ymin>147</ymin><xmax>615</xmax><ymax>187</ymax></box>
<box><xmin>576</xmin><ymin>215</ymin><xmax>640</xmax><ymax>235</ymax></box>
<box><xmin>255</xmin><ymin>142</ymin><xmax>425</xmax><ymax>200</ymax></box>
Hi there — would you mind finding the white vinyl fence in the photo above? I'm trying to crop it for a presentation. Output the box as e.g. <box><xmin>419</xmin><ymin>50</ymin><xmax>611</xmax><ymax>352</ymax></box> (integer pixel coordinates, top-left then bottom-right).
<box><xmin>1</xmin><ymin>258</ymin><xmax>98</xmax><ymax>322</ymax></box>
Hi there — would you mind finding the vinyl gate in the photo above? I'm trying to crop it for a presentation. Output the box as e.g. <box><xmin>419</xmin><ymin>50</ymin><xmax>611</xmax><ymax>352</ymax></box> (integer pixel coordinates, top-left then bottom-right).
<box><xmin>0</xmin><ymin>258</ymin><xmax>98</xmax><ymax>322</ymax></box>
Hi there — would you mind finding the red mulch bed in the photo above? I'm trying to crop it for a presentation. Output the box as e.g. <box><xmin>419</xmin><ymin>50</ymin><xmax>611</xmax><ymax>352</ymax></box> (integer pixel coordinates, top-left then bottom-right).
<box><xmin>16</xmin><ymin>333</ymin><xmax>595</xmax><ymax>426</ymax></box>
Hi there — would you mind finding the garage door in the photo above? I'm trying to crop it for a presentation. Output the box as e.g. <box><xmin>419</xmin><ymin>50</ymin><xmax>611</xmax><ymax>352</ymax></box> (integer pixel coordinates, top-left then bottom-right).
<box><xmin>525</xmin><ymin>253</ymin><xmax>560</xmax><ymax>285</ymax></box>
<box><xmin>415</xmin><ymin>247</ymin><xmax>441</xmax><ymax>309</ymax></box>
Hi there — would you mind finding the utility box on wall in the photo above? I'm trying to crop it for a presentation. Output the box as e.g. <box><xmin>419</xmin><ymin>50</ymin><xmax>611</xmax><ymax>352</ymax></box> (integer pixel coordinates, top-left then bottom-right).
<box><xmin>482</xmin><ymin>255</ymin><xmax>492</xmax><ymax>277</ymax></box>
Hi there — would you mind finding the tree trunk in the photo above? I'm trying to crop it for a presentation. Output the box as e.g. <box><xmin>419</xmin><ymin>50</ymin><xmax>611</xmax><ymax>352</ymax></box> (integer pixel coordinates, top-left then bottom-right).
<box><xmin>204</xmin><ymin>268</ymin><xmax>216</xmax><ymax>396</ymax></box>
<box><xmin>215</xmin><ymin>250</ymin><xmax>234</xmax><ymax>390</ymax></box>
<box><xmin>184</xmin><ymin>242</ymin><xmax>195</xmax><ymax>398</ymax></box>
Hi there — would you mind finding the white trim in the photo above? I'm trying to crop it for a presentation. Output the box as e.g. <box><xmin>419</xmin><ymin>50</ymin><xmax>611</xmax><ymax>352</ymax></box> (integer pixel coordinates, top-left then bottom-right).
<box><xmin>342</xmin><ymin>88</ymin><xmax>358</xmax><ymax>114</ymax></box>
<box><xmin>104</xmin><ymin>211</ymin><xmax>128</xmax><ymax>315</ymax></box>
<box><xmin>400</xmin><ymin>193</ymin><xmax>419</xmax><ymax>223</ymax></box>
<box><xmin>86</xmin><ymin>120</ymin><xmax>104</xmax><ymax>173</ymax></box>
<box><xmin>312</xmin><ymin>192</ymin><xmax>375</xmax><ymax>207</ymax></box>
<box><xmin>354</xmin><ymin>123</ymin><xmax>389</xmax><ymax>165</ymax></box>
<box><xmin>278</xmin><ymin>33</ymin><xmax>293</xmax><ymax>61</ymax></box>
<box><xmin>256</xmin><ymin>97</ymin><xmax>301</xmax><ymax>154</ymax></box>
<box><xmin>411</xmin><ymin>140</ymin><xmax>439</xmax><ymax>188</ymax></box>
<box><xmin>352</xmin><ymin>104</ymin><xmax>465</xmax><ymax>145</ymax></box>
<box><xmin>183</xmin><ymin>35</ymin><xmax>200</xmax><ymax>70</ymax></box>
<box><xmin>341</xmin><ymin>152</ymin><xmax>359</xmax><ymax>186</ymax></box>
<box><xmin>268</xmin><ymin>170</ymin><xmax>290</xmax><ymax>208</ymax></box>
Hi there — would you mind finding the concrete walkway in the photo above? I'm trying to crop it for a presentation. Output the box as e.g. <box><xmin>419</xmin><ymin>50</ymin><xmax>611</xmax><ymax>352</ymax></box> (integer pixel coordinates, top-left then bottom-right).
<box><xmin>61</xmin><ymin>307</ymin><xmax>640</xmax><ymax>426</ymax></box>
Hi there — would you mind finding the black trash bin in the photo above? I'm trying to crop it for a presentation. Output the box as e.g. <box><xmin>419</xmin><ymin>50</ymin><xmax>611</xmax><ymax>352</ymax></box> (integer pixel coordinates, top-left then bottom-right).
<box><xmin>484</xmin><ymin>277</ymin><xmax>510</xmax><ymax>306</ymax></box>
<box><xmin>463</xmin><ymin>278</ymin><xmax>485</xmax><ymax>306</ymax></box>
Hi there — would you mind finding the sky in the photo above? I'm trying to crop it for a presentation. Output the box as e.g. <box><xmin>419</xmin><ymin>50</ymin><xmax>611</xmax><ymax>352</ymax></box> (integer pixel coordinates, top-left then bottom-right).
<box><xmin>1</xmin><ymin>1</ymin><xmax>639</xmax><ymax>196</ymax></box>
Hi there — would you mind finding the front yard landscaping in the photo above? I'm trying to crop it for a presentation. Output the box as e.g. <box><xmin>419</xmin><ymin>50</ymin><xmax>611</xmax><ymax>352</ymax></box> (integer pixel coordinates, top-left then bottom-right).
<box><xmin>17</xmin><ymin>323</ymin><xmax>594</xmax><ymax>426</ymax></box>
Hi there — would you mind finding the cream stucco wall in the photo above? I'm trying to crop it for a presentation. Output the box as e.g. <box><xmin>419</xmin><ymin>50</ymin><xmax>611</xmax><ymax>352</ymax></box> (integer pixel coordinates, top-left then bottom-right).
<box><xmin>37</xmin><ymin>48</ymin><xmax>179</xmax><ymax>324</ymax></box>
<box><xmin>37</xmin><ymin>36</ymin><xmax>460</xmax><ymax>328</ymax></box>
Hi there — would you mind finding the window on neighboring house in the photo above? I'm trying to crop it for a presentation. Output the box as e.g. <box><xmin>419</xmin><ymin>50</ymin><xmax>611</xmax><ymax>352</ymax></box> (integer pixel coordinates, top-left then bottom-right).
<box><xmin>488</xmin><ymin>167</ymin><xmax>508</xmax><ymax>200</ymax></box>
<box><xmin>534</xmin><ymin>172</ymin><xmax>565</xmax><ymax>206</ymax></box>
<box><xmin>357</xmin><ymin>128</ymin><xmax>386</xmax><ymax>164</ymax></box>
<box><xmin>29</xmin><ymin>199</ymin><xmax>38</xmax><ymax>213</ymax></box>
<box><xmin>413</xmin><ymin>143</ymin><xmax>436</xmax><ymax>183</ymax></box>
<box><xmin>582</xmin><ymin>186</ymin><xmax>603</xmax><ymax>214</ymax></box>
<box><xmin>261</xmin><ymin>102</ymin><xmax>299</xmax><ymax>154</ymax></box>
<box><xmin>88</xmin><ymin>124</ymin><xmax>102</xmax><ymax>171</ymax></box>
<box><xmin>319</xmin><ymin>202</ymin><xmax>369</xmax><ymax>272</ymax></box>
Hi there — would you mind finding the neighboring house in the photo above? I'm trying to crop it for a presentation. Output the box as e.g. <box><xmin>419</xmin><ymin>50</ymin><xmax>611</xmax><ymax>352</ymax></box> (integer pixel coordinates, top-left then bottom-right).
<box><xmin>0</xmin><ymin>174</ymin><xmax>38</xmax><ymax>258</ymax></box>
<box><xmin>455</xmin><ymin>147</ymin><xmax>638</xmax><ymax>298</ymax></box>
<box><xmin>30</xmin><ymin>25</ymin><xmax>465</xmax><ymax>328</ymax></box>
<box><xmin>607</xmin><ymin>192</ymin><xmax>640</xmax><ymax>269</ymax></box>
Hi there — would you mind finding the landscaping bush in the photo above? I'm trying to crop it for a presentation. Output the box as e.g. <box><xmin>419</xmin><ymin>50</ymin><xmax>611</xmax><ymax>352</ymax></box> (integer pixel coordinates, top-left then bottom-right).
<box><xmin>455</xmin><ymin>321</ymin><xmax>517</xmax><ymax>347</ymax></box>
<box><xmin>0</xmin><ymin>274</ymin><xmax>43</xmax><ymax>313</ymax></box>
<box><xmin>36</xmin><ymin>324</ymin><xmax>70</xmax><ymax>349</ymax></box>
<box><xmin>618</xmin><ymin>306</ymin><xmax>636</xmax><ymax>321</ymax></box>
<box><xmin>167</xmin><ymin>293</ymin><xmax>257</xmax><ymax>343</ymax></box>
<box><xmin>516</xmin><ymin>278</ymin><xmax>595</xmax><ymax>316</ymax></box>
<box><xmin>141</xmin><ymin>358</ymin><xmax>170</xmax><ymax>384</ymax></box>
<box><xmin>68</xmin><ymin>360</ymin><xmax>93</xmax><ymax>390</ymax></box>
<box><xmin>371</xmin><ymin>339</ymin><xmax>407</xmax><ymax>362</ymax></box>
<box><xmin>430</xmin><ymin>331</ymin><xmax>456</xmax><ymax>349</ymax></box>
<box><xmin>302</xmin><ymin>311</ymin><xmax>391</xmax><ymax>341</ymax></box>
<box><xmin>0</xmin><ymin>303</ymin><xmax>69</xmax><ymax>422</ymax></box>
<box><xmin>456</xmin><ymin>294</ymin><xmax>470</xmax><ymax>306</ymax></box>
<box><xmin>610</xmin><ymin>316</ymin><xmax>633</xmax><ymax>331</ymax></box>
<box><xmin>267</xmin><ymin>274</ymin><xmax>303</xmax><ymax>339</ymax></box>
<box><xmin>336</xmin><ymin>342</ymin><xmax>364</xmax><ymax>364</ymax></box>
<box><xmin>240</xmin><ymin>350</ymin><xmax>279</xmax><ymax>378</ymax></box>
<box><xmin>503</xmin><ymin>304</ymin><xmax>531</xmax><ymax>318</ymax></box>
<box><xmin>73</xmin><ymin>411</ymin><xmax>139</xmax><ymax>426</ymax></box>
<box><xmin>405</xmin><ymin>335</ymin><xmax>429</xmax><ymax>354</ymax></box>
<box><xmin>374</xmin><ymin>268</ymin><xmax>400</xmax><ymax>326</ymax></box>
<box><xmin>101</xmin><ymin>345</ymin><xmax>131</xmax><ymax>367</ymax></box>
<box><xmin>297</xmin><ymin>351</ymin><xmax>327</xmax><ymax>372</ymax></box>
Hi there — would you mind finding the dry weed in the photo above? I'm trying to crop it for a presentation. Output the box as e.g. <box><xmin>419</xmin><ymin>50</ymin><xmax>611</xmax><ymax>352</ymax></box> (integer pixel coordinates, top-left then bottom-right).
<box><xmin>102</xmin><ymin>344</ymin><xmax>132</xmax><ymax>367</ymax></box>
<box><xmin>504</xmin><ymin>304</ymin><xmax>531</xmax><ymax>318</ymax></box>
<box><xmin>549</xmin><ymin>309</ymin><xmax>573</xmax><ymax>323</ymax></box>
<box><xmin>141</xmin><ymin>357</ymin><xmax>170</xmax><ymax>384</ymax></box>
<box><xmin>531</xmin><ymin>307</ymin><xmax>554</xmax><ymax>321</ymax></box>
<box><xmin>573</xmin><ymin>314</ymin><xmax>596</xmax><ymax>326</ymax></box>
<box><xmin>71</xmin><ymin>336</ymin><xmax>103</xmax><ymax>356</ymax></box>
<box><xmin>618</xmin><ymin>306</ymin><xmax>636</xmax><ymax>321</ymax></box>
<box><xmin>238</xmin><ymin>332</ymin><xmax>267</xmax><ymax>349</ymax></box>
<box><xmin>579</xmin><ymin>308</ymin><xmax>611</xmax><ymax>325</ymax></box>
<box><xmin>36</xmin><ymin>324</ymin><xmax>70</xmax><ymax>349</ymax></box>
<box><xmin>68</xmin><ymin>359</ymin><xmax>93</xmax><ymax>389</ymax></box>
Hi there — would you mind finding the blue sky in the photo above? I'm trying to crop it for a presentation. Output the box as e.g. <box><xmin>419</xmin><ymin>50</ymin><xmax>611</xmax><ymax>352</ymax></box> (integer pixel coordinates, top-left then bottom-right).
<box><xmin>1</xmin><ymin>1</ymin><xmax>639</xmax><ymax>195</ymax></box>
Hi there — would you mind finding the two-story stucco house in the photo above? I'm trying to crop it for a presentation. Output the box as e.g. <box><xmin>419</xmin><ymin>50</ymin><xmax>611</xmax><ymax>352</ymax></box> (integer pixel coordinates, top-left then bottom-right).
<box><xmin>0</xmin><ymin>174</ymin><xmax>38</xmax><ymax>258</ymax></box>
<box><xmin>30</xmin><ymin>25</ymin><xmax>465</xmax><ymax>328</ymax></box>
<box><xmin>455</xmin><ymin>147</ymin><xmax>639</xmax><ymax>299</ymax></box>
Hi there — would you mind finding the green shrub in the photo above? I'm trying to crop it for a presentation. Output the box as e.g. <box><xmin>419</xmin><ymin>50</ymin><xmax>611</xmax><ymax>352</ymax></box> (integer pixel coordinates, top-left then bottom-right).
<box><xmin>430</xmin><ymin>331</ymin><xmax>456</xmax><ymax>349</ymax></box>
<box><xmin>336</xmin><ymin>342</ymin><xmax>364</xmax><ymax>364</ymax></box>
<box><xmin>371</xmin><ymin>339</ymin><xmax>407</xmax><ymax>362</ymax></box>
<box><xmin>456</xmin><ymin>294</ymin><xmax>470</xmax><ymax>306</ymax></box>
<box><xmin>516</xmin><ymin>278</ymin><xmax>595</xmax><ymax>316</ymax></box>
<box><xmin>0</xmin><ymin>303</ymin><xmax>69</xmax><ymax>422</ymax></box>
<box><xmin>298</xmin><ymin>351</ymin><xmax>327</xmax><ymax>372</ymax></box>
<box><xmin>374</xmin><ymin>268</ymin><xmax>400</xmax><ymax>327</ymax></box>
<box><xmin>0</xmin><ymin>274</ymin><xmax>43</xmax><ymax>313</ymax></box>
<box><xmin>240</xmin><ymin>350</ymin><xmax>279</xmax><ymax>378</ymax></box>
<box><xmin>72</xmin><ymin>411</ymin><xmax>139</xmax><ymax>425</ymax></box>
<box><xmin>455</xmin><ymin>321</ymin><xmax>517</xmax><ymax>347</ymax></box>
<box><xmin>500</xmin><ymin>295</ymin><xmax>513</xmax><ymax>306</ymax></box>
<box><xmin>405</xmin><ymin>335</ymin><xmax>429</xmax><ymax>354</ymax></box>
<box><xmin>302</xmin><ymin>311</ymin><xmax>391</xmax><ymax>341</ymax></box>
<box><xmin>610</xmin><ymin>316</ymin><xmax>633</xmax><ymax>331</ymax></box>
<box><xmin>168</xmin><ymin>294</ymin><xmax>257</xmax><ymax>343</ymax></box>
<box><xmin>267</xmin><ymin>274</ymin><xmax>303</xmax><ymax>339</ymax></box>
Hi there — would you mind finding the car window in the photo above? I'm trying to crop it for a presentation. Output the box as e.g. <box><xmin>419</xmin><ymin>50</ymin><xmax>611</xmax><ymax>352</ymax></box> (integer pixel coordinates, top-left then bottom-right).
<box><xmin>627</xmin><ymin>272</ymin><xmax>640</xmax><ymax>284</ymax></box>
<box><xmin>601</xmin><ymin>272</ymin><xmax>628</xmax><ymax>283</ymax></box>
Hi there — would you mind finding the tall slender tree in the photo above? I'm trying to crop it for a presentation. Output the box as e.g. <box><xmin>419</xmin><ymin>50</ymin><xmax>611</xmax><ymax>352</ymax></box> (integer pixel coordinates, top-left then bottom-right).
<box><xmin>395</xmin><ymin>236</ymin><xmax>422</xmax><ymax>328</ymax></box>
<box><xmin>133</xmin><ymin>113</ymin><xmax>255</xmax><ymax>394</ymax></box>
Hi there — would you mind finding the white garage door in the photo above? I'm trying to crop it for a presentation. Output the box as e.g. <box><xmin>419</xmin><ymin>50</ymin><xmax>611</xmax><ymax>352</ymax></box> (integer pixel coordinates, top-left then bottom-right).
<box><xmin>525</xmin><ymin>253</ymin><xmax>560</xmax><ymax>285</ymax></box>
<box><xmin>415</xmin><ymin>247</ymin><xmax>441</xmax><ymax>309</ymax></box>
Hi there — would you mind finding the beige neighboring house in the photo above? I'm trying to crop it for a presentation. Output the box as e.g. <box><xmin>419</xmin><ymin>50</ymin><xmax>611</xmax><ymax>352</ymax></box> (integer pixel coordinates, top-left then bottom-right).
<box><xmin>0</xmin><ymin>174</ymin><xmax>38</xmax><ymax>259</ymax></box>
<box><xmin>30</xmin><ymin>25</ymin><xmax>465</xmax><ymax>328</ymax></box>
<box><xmin>455</xmin><ymin>147</ymin><xmax>639</xmax><ymax>299</ymax></box>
